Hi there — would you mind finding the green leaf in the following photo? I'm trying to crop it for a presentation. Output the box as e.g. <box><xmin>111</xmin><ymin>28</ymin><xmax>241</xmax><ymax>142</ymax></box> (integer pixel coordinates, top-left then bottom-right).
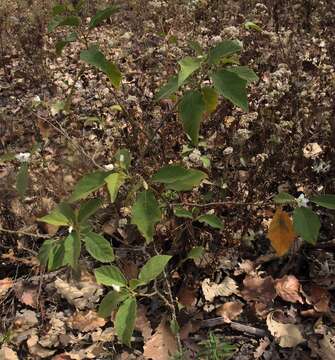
<box><xmin>80</xmin><ymin>46</ymin><xmax>121</xmax><ymax>89</ymax></box>
<box><xmin>174</xmin><ymin>207</ymin><xmax>193</xmax><ymax>219</ymax></box>
<box><xmin>94</xmin><ymin>265</ymin><xmax>127</xmax><ymax>287</ymax></box>
<box><xmin>84</xmin><ymin>232</ymin><xmax>114</xmax><ymax>262</ymax></box>
<box><xmin>179</xmin><ymin>90</ymin><xmax>206</xmax><ymax>146</ymax></box>
<box><xmin>244</xmin><ymin>21</ymin><xmax>263</xmax><ymax>32</ymax></box>
<box><xmin>138</xmin><ymin>255</ymin><xmax>172</xmax><ymax>285</ymax></box>
<box><xmin>105</xmin><ymin>173</ymin><xmax>126</xmax><ymax>203</ymax></box>
<box><xmin>48</xmin><ymin>242</ymin><xmax>66</xmax><ymax>271</ymax></box>
<box><xmin>274</xmin><ymin>192</ymin><xmax>296</xmax><ymax>205</ymax></box>
<box><xmin>202</xmin><ymin>87</ymin><xmax>219</xmax><ymax>113</ymax></box>
<box><xmin>68</xmin><ymin>171</ymin><xmax>110</xmax><ymax>203</ymax></box>
<box><xmin>63</xmin><ymin>231</ymin><xmax>81</xmax><ymax>269</ymax></box>
<box><xmin>16</xmin><ymin>162</ymin><xmax>29</xmax><ymax>198</ymax></box>
<box><xmin>155</xmin><ymin>76</ymin><xmax>179</xmax><ymax>101</ymax></box>
<box><xmin>55</xmin><ymin>32</ymin><xmax>77</xmax><ymax>55</ymax></box>
<box><xmin>197</xmin><ymin>214</ymin><xmax>224</xmax><ymax>230</ymax></box>
<box><xmin>38</xmin><ymin>206</ymin><xmax>71</xmax><ymax>226</ymax></box>
<box><xmin>115</xmin><ymin>149</ymin><xmax>132</xmax><ymax>170</ymax></box>
<box><xmin>293</xmin><ymin>208</ymin><xmax>320</xmax><ymax>244</ymax></box>
<box><xmin>38</xmin><ymin>239</ymin><xmax>56</xmax><ymax>266</ymax></box>
<box><xmin>178</xmin><ymin>56</ymin><xmax>203</xmax><ymax>86</ymax></box>
<box><xmin>212</xmin><ymin>69</ymin><xmax>248</xmax><ymax>111</ymax></box>
<box><xmin>48</xmin><ymin>15</ymin><xmax>81</xmax><ymax>33</ymax></box>
<box><xmin>170</xmin><ymin>319</ymin><xmax>180</xmax><ymax>335</ymax></box>
<box><xmin>58</xmin><ymin>203</ymin><xmax>76</xmax><ymax>224</ymax></box>
<box><xmin>115</xmin><ymin>297</ymin><xmax>137</xmax><ymax>346</ymax></box>
<box><xmin>310</xmin><ymin>194</ymin><xmax>335</xmax><ymax>210</ymax></box>
<box><xmin>208</xmin><ymin>40</ymin><xmax>242</xmax><ymax>65</ymax></box>
<box><xmin>89</xmin><ymin>6</ymin><xmax>119</xmax><ymax>29</ymax></box>
<box><xmin>129</xmin><ymin>279</ymin><xmax>142</xmax><ymax>289</ymax></box>
<box><xmin>152</xmin><ymin>165</ymin><xmax>207</xmax><ymax>191</ymax></box>
<box><xmin>131</xmin><ymin>190</ymin><xmax>161</xmax><ymax>243</ymax></box>
<box><xmin>98</xmin><ymin>289</ymin><xmax>129</xmax><ymax>318</ymax></box>
<box><xmin>186</xmin><ymin>246</ymin><xmax>205</xmax><ymax>260</ymax></box>
<box><xmin>78</xmin><ymin>198</ymin><xmax>102</xmax><ymax>224</ymax></box>
<box><xmin>226</xmin><ymin>66</ymin><xmax>259</xmax><ymax>83</ymax></box>
<box><xmin>52</xmin><ymin>4</ymin><xmax>67</xmax><ymax>16</ymax></box>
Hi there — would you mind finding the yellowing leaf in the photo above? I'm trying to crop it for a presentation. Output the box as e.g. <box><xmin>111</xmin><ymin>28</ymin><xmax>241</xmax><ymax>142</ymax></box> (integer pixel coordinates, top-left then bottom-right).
<box><xmin>268</xmin><ymin>208</ymin><xmax>296</xmax><ymax>256</ymax></box>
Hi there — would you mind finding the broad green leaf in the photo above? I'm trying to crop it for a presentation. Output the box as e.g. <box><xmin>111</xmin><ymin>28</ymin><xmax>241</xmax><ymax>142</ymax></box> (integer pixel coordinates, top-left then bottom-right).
<box><xmin>152</xmin><ymin>165</ymin><xmax>207</xmax><ymax>191</ymax></box>
<box><xmin>78</xmin><ymin>198</ymin><xmax>102</xmax><ymax>224</ymax></box>
<box><xmin>58</xmin><ymin>202</ymin><xmax>76</xmax><ymax>224</ymax></box>
<box><xmin>226</xmin><ymin>66</ymin><xmax>259</xmax><ymax>83</ymax></box>
<box><xmin>202</xmin><ymin>87</ymin><xmax>219</xmax><ymax>113</ymax></box>
<box><xmin>156</xmin><ymin>76</ymin><xmax>179</xmax><ymax>101</ymax></box>
<box><xmin>94</xmin><ymin>265</ymin><xmax>127</xmax><ymax>287</ymax></box>
<box><xmin>63</xmin><ymin>231</ymin><xmax>81</xmax><ymax>269</ymax></box>
<box><xmin>174</xmin><ymin>207</ymin><xmax>193</xmax><ymax>219</ymax></box>
<box><xmin>129</xmin><ymin>279</ymin><xmax>142</xmax><ymax>289</ymax></box>
<box><xmin>48</xmin><ymin>242</ymin><xmax>66</xmax><ymax>271</ymax></box>
<box><xmin>80</xmin><ymin>46</ymin><xmax>121</xmax><ymax>89</ymax></box>
<box><xmin>38</xmin><ymin>239</ymin><xmax>56</xmax><ymax>266</ymax></box>
<box><xmin>293</xmin><ymin>208</ymin><xmax>320</xmax><ymax>244</ymax></box>
<box><xmin>115</xmin><ymin>149</ymin><xmax>132</xmax><ymax>170</ymax></box>
<box><xmin>38</xmin><ymin>206</ymin><xmax>71</xmax><ymax>226</ymax></box>
<box><xmin>170</xmin><ymin>319</ymin><xmax>180</xmax><ymax>335</ymax></box>
<box><xmin>84</xmin><ymin>232</ymin><xmax>114</xmax><ymax>262</ymax></box>
<box><xmin>197</xmin><ymin>214</ymin><xmax>224</xmax><ymax>230</ymax></box>
<box><xmin>138</xmin><ymin>255</ymin><xmax>172</xmax><ymax>285</ymax></box>
<box><xmin>68</xmin><ymin>171</ymin><xmax>111</xmax><ymax>203</ymax></box>
<box><xmin>244</xmin><ymin>21</ymin><xmax>263</xmax><ymax>32</ymax></box>
<box><xmin>186</xmin><ymin>246</ymin><xmax>205</xmax><ymax>260</ymax></box>
<box><xmin>48</xmin><ymin>15</ymin><xmax>81</xmax><ymax>33</ymax></box>
<box><xmin>16</xmin><ymin>162</ymin><xmax>29</xmax><ymax>198</ymax></box>
<box><xmin>98</xmin><ymin>289</ymin><xmax>129</xmax><ymax>318</ymax></box>
<box><xmin>178</xmin><ymin>56</ymin><xmax>203</xmax><ymax>86</ymax></box>
<box><xmin>105</xmin><ymin>172</ymin><xmax>126</xmax><ymax>203</ymax></box>
<box><xmin>89</xmin><ymin>6</ymin><xmax>119</xmax><ymax>29</ymax></box>
<box><xmin>55</xmin><ymin>32</ymin><xmax>77</xmax><ymax>55</ymax></box>
<box><xmin>310</xmin><ymin>194</ymin><xmax>335</xmax><ymax>210</ymax></box>
<box><xmin>131</xmin><ymin>190</ymin><xmax>161</xmax><ymax>243</ymax></box>
<box><xmin>208</xmin><ymin>40</ymin><xmax>242</xmax><ymax>65</ymax></box>
<box><xmin>274</xmin><ymin>192</ymin><xmax>296</xmax><ymax>205</ymax></box>
<box><xmin>115</xmin><ymin>297</ymin><xmax>137</xmax><ymax>346</ymax></box>
<box><xmin>212</xmin><ymin>69</ymin><xmax>248</xmax><ymax>111</ymax></box>
<box><xmin>179</xmin><ymin>90</ymin><xmax>206</xmax><ymax>146</ymax></box>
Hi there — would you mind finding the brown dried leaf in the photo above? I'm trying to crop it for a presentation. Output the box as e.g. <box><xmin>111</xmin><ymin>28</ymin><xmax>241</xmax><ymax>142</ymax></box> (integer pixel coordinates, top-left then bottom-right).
<box><xmin>0</xmin><ymin>345</ymin><xmax>19</xmax><ymax>360</ymax></box>
<box><xmin>303</xmin><ymin>285</ymin><xmax>330</xmax><ymax>313</ymax></box>
<box><xmin>253</xmin><ymin>337</ymin><xmax>271</xmax><ymax>359</ymax></box>
<box><xmin>266</xmin><ymin>311</ymin><xmax>305</xmax><ymax>348</ymax></box>
<box><xmin>143</xmin><ymin>319</ymin><xmax>178</xmax><ymax>360</ymax></box>
<box><xmin>177</xmin><ymin>285</ymin><xmax>197</xmax><ymax>310</ymax></box>
<box><xmin>274</xmin><ymin>275</ymin><xmax>303</xmax><ymax>304</ymax></box>
<box><xmin>14</xmin><ymin>282</ymin><xmax>38</xmax><ymax>308</ymax></box>
<box><xmin>0</xmin><ymin>278</ymin><xmax>13</xmax><ymax>299</ymax></box>
<box><xmin>202</xmin><ymin>276</ymin><xmax>238</xmax><ymax>302</ymax></box>
<box><xmin>69</xmin><ymin>311</ymin><xmax>106</xmax><ymax>332</ymax></box>
<box><xmin>216</xmin><ymin>301</ymin><xmax>244</xmax><ymax>323</ymax></box>
<box><xmin>242</xmin><ymin>275</ymin><xmax>276</xmax><ymax>304</ymax></box>
<box><xmin>268</xmin><ymin>208</ymin><xmax>296</xmax><ymax>256</ymax></box>
<box><xmin>27</xmin><ymin>335</ymin><xmax>56</xmax><ymax>358</ymax></box>
<box><xmin>135</xmin><ymin>305</ymin><xmax>152</xmax><ymax>341</ymax></box>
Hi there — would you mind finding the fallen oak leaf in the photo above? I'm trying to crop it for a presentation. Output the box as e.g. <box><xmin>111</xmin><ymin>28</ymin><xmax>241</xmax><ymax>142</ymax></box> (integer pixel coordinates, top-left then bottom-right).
<box><xmin>274</xmin><ymin>275</ymin><xmax>303</xmax><ymax>304</ymax></box>
<box><xmin>68</xmin><ymin>310</ymin><xmax>106</xmax><ymax>332</ymax></box>
<box><xmin>202</xmin><ymin>276</ymin><xmax>238</xmax><ymax>302</ymax></box>
<box><xmin>302</xmin><ymin>284</ymin><xmax>330</xmax><ymax>313</ymax></box>
<box><xmin>242</xmin><ymin>275</ymin><xmax>276</xmax><ymax>304</ymax></box>
<box><xmin>266</xmin><ymin>310</ymin><xmax>305</xmax><ymax>348</ymax></box>
<box><xmin>0</xmin><ymin>345</ymin><xmax>19</xmax><ymax>360</ymax></box>
<box><xmin>215</xmin><ymin>301</ymin><xmax>244</xmax><ymax>323</ymax></box>
<box><xmin>268</xmin><ymin>208</ymin><xmax>296</xmax><ymax>256</ymax></box>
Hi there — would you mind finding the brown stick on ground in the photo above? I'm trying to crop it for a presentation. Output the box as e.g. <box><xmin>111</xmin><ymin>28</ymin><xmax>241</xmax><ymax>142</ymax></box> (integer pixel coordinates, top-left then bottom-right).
<box><xmin>200</xmin><ymin>318</ymin><xmax>267</xmax><ymax>337</ymax></box>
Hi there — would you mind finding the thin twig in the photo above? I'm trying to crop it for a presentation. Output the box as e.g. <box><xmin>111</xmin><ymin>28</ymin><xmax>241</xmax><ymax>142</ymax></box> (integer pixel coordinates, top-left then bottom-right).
<box><xmin>0</xmin><ymin>226</ymin><xmax>51</xmax><ymax>239</ymax></box>
<box><xmin>170</xmin><ymin>201</ymin><xmax>264</xmax><ymax>208</ymax></box>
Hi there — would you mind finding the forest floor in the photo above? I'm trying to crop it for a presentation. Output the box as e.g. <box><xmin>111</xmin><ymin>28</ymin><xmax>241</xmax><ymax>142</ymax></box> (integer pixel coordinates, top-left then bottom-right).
<box><xmin>0</xmin><ymin>0</ymin><xmax>334</xmax><ymax>359</ymax></box>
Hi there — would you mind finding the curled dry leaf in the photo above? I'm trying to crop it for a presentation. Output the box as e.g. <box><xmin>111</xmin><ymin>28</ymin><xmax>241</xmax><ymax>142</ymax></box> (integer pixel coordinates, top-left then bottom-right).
<box><xmin>27</xmin><ymin>335</ymin><xmax>56</xmax><ymax>358</ymax></box>
<box><xmin>177</xmin><ymin>285</ymin><xmax>197</xmax><ymax>310</ymax></box>
<box><xmin>242</xmin><ymin>275</ymin><xmax>276</xmax><ymax>304</ymax></box>
<box><xmin>39</xmin><ymin>314</ymin><xmax>67</xmax><ymax>348</ymax></box>
<box><xmin>54</xmin><ymin>273</ymin><xmax>103</xmax><ymax>310</ymax></box>
<box><xmin>68</xmin><ymin>310</ymin><xmax>106</xmax><ymax>332</ymax></box>
<box><xmin>215</xmin><ymin>301</ymin><xmax>244</xmax><ymax>323</ymax></box>
<box><xmin>234</xmin><ymin>259</ymin><xmax>256</xmax><ymax>276</ymax></box>
<box><xmin>135</xmin><ymin>305</ymin><xmax>152</xmax><ymax>341</ymax></box>
<box><xmin>274</xmin><ymin>275</ymin><xmax>303</xmax><ymax>304</ymax></box>
<box><xmin>11</xmin><ymin>310</ymin><xmax>39</xmax><ymax>345</ymax></box>
<box><xmin>202</xmin><ymin>276</ymin><xmax>238</xmax><ymax>302</ymax></box>
<box><xmin>14</xmin><ymin>282</ymin><xmax>39</xmax><ymax>308</ymax></box>
<box><xmin>303</xmin><ymin>284</ymin><xmax>330</xmax><ymax>313</ymax></box>
<box><xmin>267</xmin><ymin>208</ymin><xmax>296</xmax><ymax>256</ymax></box>
<box><xmin>253</xmin><ymin>337</ymin><xmax>271</xmax><ymax>359</ymax></box>
<box><xmin>319</xmin><ymin>332</ymin><xmax>335</xmax><ymax>360</ymax></box>
<box><xmin>0</xmin><ymin>345</ymin><xmax>19</xmax><ymax>360</ymax></box>
<box><xmin>143</xmin><ymin>319</ymin><xmax>178</xmax><ymax>360</ymax></box>
<box><xmin>303</xmin><ymin>142</ymin><xmax>322</xmax><ymax>159</ymax></box>
<box><xmin>0</xmin><ymin>278</ymin><xmax>13</xmax><ymax>299</ymax></box>
<box><xmin>266</xmin><ymin>311</ymin><xmax>305</xmax><ymax>348</ymax></box>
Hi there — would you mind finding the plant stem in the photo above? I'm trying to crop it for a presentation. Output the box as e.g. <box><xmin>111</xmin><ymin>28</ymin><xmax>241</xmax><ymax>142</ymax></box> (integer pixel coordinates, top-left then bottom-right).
<box><xmin>0</xmin><ymin>227</ymin><xmax>51</xmax><ymax>239</ymax></box>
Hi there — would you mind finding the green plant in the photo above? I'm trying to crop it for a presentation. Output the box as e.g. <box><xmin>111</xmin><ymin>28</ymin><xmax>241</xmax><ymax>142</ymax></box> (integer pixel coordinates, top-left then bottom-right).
<box><xmin>196</xmin><ymin>332</ymin><xmax>236</xmax><ymax>360</ymax></box>
<box><xmin>274</xmin><ymin>192</ymin><xmax>335</xmax><ymax>245</ymax></box>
